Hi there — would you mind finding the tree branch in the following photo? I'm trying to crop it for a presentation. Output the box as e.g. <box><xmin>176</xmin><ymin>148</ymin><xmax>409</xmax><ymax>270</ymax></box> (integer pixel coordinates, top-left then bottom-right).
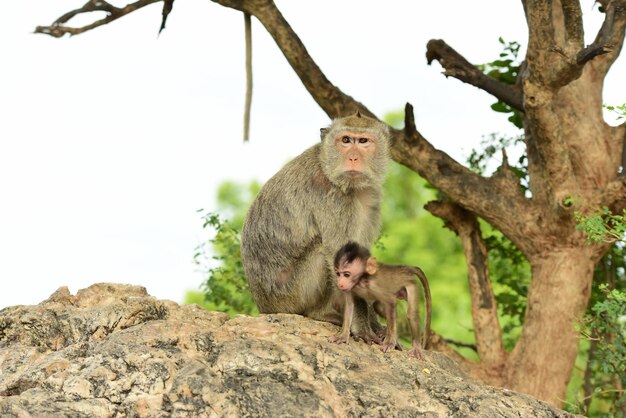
<box><xmin>393</xmin><ymin>104</ymin><xmax>538</xmax><ymax>254</ymax></box>
<box><xmin>524</xmin><ymin>0</ymin><xmax>626</xmax><ymax>88</ymax></box>
<box><xmin>232</xmin><ymin>0</ymin><xmax>370</xmax><ymax>119</ymax></box>
<box><xmin>214</xmin><ymin>3</ymin><xmax>538</xmax><ymax>245</ymax></box>
<box><xmin>562</xmin><ymin>0</ymin><xmax>584</xmax><ymax>46</ymax></box>
<box><xmin>35</xmin><ymin>0</ymin><xmax>161</xmax><ymax>38</ymax></box>
<box><xmin>34</xmin><ymin>0</ymin><xmax>540</xmax><ymax>251</ymax></box>
<box><xmin>576</xmin><ymin>0</ymin><xmax>619</xmax><ymax>65</ymax></box>
<box><xmin>424</xmin><ymin>200</ymin><xmax>506</xmax><ymax>366</ymax></box>
<box><xmin>426</xmin><ymin>39</ymin><xmax>524</xmax><ymax>112</ymax></box>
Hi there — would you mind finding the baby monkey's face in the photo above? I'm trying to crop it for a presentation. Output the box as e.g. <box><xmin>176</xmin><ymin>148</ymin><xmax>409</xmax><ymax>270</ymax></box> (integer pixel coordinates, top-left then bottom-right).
<box><xmin>335</xmin><ymin>258</ymin><xmax>367</xmax><ymax>292</ymax></box>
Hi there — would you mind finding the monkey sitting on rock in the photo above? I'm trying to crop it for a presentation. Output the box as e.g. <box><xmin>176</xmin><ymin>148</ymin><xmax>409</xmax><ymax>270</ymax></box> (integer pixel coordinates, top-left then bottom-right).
<box><xmin>329</xmin><ymin>241</ymin><xmax>432</xmax><ymax>360</ymax></box>
<box><xmin>241</xmin><ymin>112</ymin><xmax>390</xmax><ymax>342</ymax></box>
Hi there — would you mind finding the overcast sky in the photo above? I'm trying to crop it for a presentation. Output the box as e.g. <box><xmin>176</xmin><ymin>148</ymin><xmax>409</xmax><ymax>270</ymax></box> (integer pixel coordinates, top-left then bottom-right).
<box><xmin>1</xmin><ymin>1</ymin><xmax>624</xmax><ymax>309</ymax></box>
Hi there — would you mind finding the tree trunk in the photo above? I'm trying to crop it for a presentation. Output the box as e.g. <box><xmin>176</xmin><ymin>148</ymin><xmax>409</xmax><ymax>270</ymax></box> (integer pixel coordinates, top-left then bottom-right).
<box><xmin>508</xmin><ymin>247</ymin><xmax>597</xmax><ymax>405</ymax></box>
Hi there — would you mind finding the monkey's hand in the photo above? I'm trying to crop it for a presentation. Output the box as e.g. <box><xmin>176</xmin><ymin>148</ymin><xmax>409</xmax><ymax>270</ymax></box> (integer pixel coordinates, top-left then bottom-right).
<box><xmin>328</xmin><ymin>334</ymin><xmax>350</xmax><ymax>345</ymax></box>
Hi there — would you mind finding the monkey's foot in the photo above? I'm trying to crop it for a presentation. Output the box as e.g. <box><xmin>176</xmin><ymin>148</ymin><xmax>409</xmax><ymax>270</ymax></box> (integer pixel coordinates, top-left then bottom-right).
<box><xmin>328</xmin><ymin>334</ymin><xmax>350</xmax><ymax>345</ymax></box>
<box><xmin>380</xmin><ymin>341</ymin><xmax>397</xmax><ymax>353</ymax></box>
<box><xmin>407</xmin><ymin>347</ymin><xmax>426</xmax><ymax>360</ymax></box>
<box><xmin>352</xmin><ymin>332</ymin><xmax>382</xmax><ymax>345</ymax></box>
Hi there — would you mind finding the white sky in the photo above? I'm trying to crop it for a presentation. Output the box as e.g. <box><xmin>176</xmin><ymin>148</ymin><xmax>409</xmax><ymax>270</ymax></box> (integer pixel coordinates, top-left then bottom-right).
<box><xmin>1</xmin><ymin>1</ymin><xmax>624</xmax><ymax>309</ymax></box>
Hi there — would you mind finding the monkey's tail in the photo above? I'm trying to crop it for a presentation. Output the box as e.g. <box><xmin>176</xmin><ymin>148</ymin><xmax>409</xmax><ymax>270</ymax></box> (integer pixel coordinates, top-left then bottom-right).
<box><xmin>412</xmin><ymin>267</ymin><xmax>432</xmax><ymax>350</ymax></box>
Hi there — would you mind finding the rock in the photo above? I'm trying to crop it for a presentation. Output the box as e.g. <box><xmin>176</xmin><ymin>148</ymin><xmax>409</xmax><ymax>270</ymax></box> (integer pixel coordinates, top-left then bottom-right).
<box><xmin>0</xmin><ymin>283</ymin><xmax>578</xmax><ymax>417</ymax></box>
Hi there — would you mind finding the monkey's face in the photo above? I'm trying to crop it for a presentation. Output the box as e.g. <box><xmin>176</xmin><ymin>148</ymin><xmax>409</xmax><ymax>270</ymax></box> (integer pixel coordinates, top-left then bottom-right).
<box><xmin>320</xmin><ymin>114</ymin><xmax>390</xmax><ymax>190</ymax></box>
<box><xmin>335</xmin><ymin>259</ymin><xmax>367</xmax><ymax>292</ymax></box>
<box><xmin>336</xmin><ymin>131</ymin><xmax>377</xmax><ymax>174</ymax></box>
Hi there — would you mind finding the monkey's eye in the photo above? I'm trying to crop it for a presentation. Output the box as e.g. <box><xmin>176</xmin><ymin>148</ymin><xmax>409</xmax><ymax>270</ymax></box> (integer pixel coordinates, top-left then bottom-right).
<box><xmin>341</xmin><ymin>136</ymin><xmax>351</xmax><ymax>144</ymax></box>
<box><xmin>358</xmin><ymin>137</ymin><xmax>369</xmax><ymax>144</ymax></box>
<box><xmin>342</xmin><ymin>272</ymin><xmax>351</xmax><ymax>278</ymax></box>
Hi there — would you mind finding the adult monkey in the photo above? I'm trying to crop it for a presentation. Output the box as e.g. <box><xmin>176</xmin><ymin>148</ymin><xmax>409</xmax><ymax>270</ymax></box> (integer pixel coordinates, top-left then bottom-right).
<box><xmin>241</xmin><ymin>112</ymin><xmax>390</xmax><ymax>340</ymax></box>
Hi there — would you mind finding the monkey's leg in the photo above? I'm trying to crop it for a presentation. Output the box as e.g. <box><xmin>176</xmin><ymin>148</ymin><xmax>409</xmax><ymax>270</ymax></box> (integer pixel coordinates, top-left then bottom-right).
<box><xmin>350</xmin><ymin>297</ymin><xmax>382</xmax><ymax>344</ymax></box>
<box><xmin>328</xmin><ymin>294</ymin><xmax>354</xmax><ymax>345</ymax></box>
<box><xmin>370</xmin><ymin>301</ymin><xmax>386</xmax><ymax>339</ymax></box>
<box><xmin>380</xmin><ymin>302</ymin><xmax>398</xmax><ymax>353</ymax></box>
<box><xmin>405</xmin><ymin>283</ymin><xmax>426</xmax><ymax>360</ymax></box>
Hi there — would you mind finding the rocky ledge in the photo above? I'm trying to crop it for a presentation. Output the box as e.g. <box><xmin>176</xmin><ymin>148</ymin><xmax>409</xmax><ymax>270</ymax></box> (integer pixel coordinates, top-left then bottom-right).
<box><xmin>0</xmin><ymin>283</ymin><xmax>577</xmax><ymax>417</ymax></box>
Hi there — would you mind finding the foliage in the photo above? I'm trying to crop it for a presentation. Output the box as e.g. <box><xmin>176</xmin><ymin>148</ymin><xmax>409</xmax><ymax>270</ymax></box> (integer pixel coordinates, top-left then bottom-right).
<box><xmin>187</xmin><ymin>181</ymin><xmax>260</xmax><ymax>316</ymax></box>
<box><xmin>575</xmin><ymin>207</ymin><xmax>626</xmax><ymax>244</ymax></box>
<box><xmin>477</xmin><ymin>37</ymin><xmax>523</xmax><ymax>128</ymax></box>
<box><xmin>467</xmin><ymin>133</ymin><xmax>528</xmax><ymax>192</ymax></box>
<box><xmin>464</xmin><ymin>130</ymin><xmax>530</xmax><ymax>349</ymax></box>
<box><xmin>568</xmin><ymin>270</ymin><xmax>626</xmax><ymax>417</ymax></box>
<box><xmin>481</xmin><ymin>225</ymin><xmax>530</xmax><ymax>350</ymax></box>
<box><xmin>604</xmin><ymin>103</ymin><xmax>626</xmax><ymax>122</ymax></box>
<box><xmin>569</xmin><ymin>197</ymin><xmax>626</xmax><ymax>415</ymax></box>
<box><xmin>192</xmin><ymin>211</ymin><xmax>257</xmax><ymax>316</ymax></box>
<box><xmin>585</xmin><ymin>285</ymin><xmax>626</xmax><ymax>414</ymax></box>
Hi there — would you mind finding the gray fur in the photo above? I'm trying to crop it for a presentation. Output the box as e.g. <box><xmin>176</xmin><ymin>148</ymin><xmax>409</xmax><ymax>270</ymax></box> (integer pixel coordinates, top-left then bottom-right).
<box><xmin>241</xmin><ymin>114</ymin><xmax>390</xmax><ymax>333</ymax></box>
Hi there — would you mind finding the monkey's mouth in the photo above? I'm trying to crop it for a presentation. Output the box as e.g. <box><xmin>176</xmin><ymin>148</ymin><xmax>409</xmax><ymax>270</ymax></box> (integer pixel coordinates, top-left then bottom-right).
<box><xmin>344</xmin><ymin>170</ymin><xmax>364</xmax><ymax>178</ymax></box>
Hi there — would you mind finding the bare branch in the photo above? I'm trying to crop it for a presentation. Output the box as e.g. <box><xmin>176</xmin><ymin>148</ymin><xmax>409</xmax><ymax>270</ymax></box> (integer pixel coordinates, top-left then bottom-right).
<box><xmin>220</xmin><ymin>2</ymin><xmax>536</xmax><ymax>238</ymax></box>
<box><xmin>236</xmin><ymin>0</ymin><xmax>369</xmax><ymax>119</ymax></box>
<box><xmin>392</xmin><ymin>104</ymin><xmax>537</xmax><ymax>252</ymax></box>
<box><xmin>426</xmin><ymin>39</ymin><xmax>524</xmax><ymax>112</ymax></box>
<box><xmin>35</xmin><ymin>0</ymin><xmax>161</xmax><ymax>38</ymax></box>
<box><xmin>576</xmin><ymin>0</ymin><xmax>618</xmax><ymax>65</ymax></box>
<box><xmin>159</xmin><ymin>0</ymin><xmax>175</xmax><ymax>35</ymax></box>
<box><xmin>35</xmin><ymin>0</ymin><xmax>539</xmax><ymax>246</ymax></box>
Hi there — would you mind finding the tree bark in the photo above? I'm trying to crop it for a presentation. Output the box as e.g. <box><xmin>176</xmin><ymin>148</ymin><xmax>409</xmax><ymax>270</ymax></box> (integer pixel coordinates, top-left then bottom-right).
<box><xmin>508</xmin><ymin>247</ymin><xmax>597</xmax><ymax>405</ymax></box>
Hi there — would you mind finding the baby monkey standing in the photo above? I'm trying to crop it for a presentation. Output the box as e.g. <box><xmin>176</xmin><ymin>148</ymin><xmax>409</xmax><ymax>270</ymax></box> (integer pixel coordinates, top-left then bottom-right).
<box><xmin>329</xmin><ymin>242</ymin><xmax>432</xmax><ymax>360</ymax></box>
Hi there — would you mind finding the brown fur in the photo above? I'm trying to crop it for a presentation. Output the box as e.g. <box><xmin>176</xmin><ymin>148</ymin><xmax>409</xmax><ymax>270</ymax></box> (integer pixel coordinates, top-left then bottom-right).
<box><xmin>330</xmin><ymin>242</ymin><xmax>432</xmax><ymax>360</ymax></box>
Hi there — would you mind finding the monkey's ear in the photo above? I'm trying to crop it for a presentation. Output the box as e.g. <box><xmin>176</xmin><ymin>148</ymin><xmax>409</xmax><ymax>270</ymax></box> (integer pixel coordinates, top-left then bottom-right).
<box><xmin>320</xmin><ymin>127</ymin><xmax>328</xmax><ymax>141</ymax></box>
<box><xmin>365</xmin><ymin>257</ymin><xmax>379</xmax><ymax>275</ymax></box>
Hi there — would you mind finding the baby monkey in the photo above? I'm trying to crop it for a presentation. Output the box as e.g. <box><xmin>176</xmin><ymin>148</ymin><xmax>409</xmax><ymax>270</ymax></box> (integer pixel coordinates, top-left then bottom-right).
<box><xmin>329</xmin><ymin>241</ymin><xmax>432</xmax><ymax>360</ymax></box>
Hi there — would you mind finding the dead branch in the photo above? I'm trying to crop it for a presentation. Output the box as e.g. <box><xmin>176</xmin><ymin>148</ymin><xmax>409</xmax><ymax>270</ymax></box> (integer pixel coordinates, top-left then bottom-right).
<box><xmin>35</xmin><ymin>0</ymin><xmax>161</xmax><ymax>38</ymax></box>
<box><xmin>34</xmin><ymin>0</ymin><xmax>538</xmax><ymax>244</ymax></box>
<box><xmin>159</xmin><ymin>0</ymin><xmax>175</xmax><ymax>34</ymax></box>
<box><xmin>576</xmin><ymin>0</ymin><xmax>618</xmax><ymax>65</ymax></box>
<box><xmin>425</xmin><ymin>39</ymin><xmax>524</xmax><ymax>112</ymax></box>
<box><xmin>424</xmin><ymin>200</ymin><xmax>506</xmax><ymax>366</ymax></box>
<box><xmin>393</xmin><ymin>104</ymin><xmax>536</xmax><ymax>253</ymax></box>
